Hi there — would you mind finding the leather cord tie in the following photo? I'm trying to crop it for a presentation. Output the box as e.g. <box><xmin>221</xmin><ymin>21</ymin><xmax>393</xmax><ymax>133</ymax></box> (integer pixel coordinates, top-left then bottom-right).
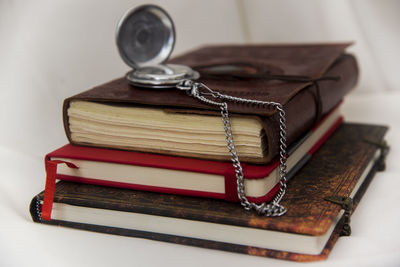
<box><xmin>194</xmin><ymin>63</ymin><xmax>341</xmax><ymax>123</ymax></box>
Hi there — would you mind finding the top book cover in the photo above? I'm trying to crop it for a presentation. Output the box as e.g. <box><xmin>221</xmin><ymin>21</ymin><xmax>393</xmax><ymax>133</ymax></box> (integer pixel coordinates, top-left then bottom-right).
<box><xmin>63</xmin><ymin>43</ymin><xmax>358</xmax><ymax>164</ymax></box>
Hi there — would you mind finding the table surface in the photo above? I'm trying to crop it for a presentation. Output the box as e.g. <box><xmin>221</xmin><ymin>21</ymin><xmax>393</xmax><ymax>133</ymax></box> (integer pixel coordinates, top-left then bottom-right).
<box><xmin>1</xmin><ymin>91</ymin><xmax>399</xmax><ymax>267</ymax></box>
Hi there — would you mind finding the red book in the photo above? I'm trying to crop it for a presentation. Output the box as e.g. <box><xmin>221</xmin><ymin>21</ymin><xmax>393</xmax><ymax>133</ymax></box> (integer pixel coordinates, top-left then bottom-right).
<box><xmin>41</xmin><ymin>107</ymin><xmax>342</xmax><ymax>221</ymax></box>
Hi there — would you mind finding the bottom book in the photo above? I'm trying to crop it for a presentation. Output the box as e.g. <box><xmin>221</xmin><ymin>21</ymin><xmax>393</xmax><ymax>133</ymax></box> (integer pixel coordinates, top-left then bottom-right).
<box><xmin>30</xmin><ymin>123</ymin><xmax>388</xmax><ymax>261</ymax></box>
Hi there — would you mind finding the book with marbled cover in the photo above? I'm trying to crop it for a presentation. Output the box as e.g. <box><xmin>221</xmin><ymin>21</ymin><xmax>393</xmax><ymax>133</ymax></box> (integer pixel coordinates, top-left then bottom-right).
<box><xmin>30</xmin><ymin>123</ymin><xmax>388</xmax><ymax>261</ymax></box>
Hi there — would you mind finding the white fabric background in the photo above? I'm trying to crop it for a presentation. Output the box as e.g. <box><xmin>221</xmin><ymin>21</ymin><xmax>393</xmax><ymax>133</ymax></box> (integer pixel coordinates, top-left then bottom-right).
<box><xmin>0</xmin><ymin>1</ymin><xmax>399</xmax><ymax>266</ymax></box>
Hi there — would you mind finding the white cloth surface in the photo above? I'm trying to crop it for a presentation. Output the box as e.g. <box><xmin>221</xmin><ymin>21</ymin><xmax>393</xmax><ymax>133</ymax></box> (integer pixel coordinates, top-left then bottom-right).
<box><xmin>0</xmin><ymin>1</ymin><xmax>399</xmax><ymax>266</ymax></box>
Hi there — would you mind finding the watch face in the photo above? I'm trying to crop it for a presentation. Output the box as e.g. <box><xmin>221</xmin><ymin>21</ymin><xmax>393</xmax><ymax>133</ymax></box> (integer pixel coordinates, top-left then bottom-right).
<box><xmin>133</xmin><ymin>64</ymin><xmax>192</xmax><ymax>80</ymax></box>
<box><xmin>116</xmin><ymin>5</ymin><xmax>175</xmax><ymax>68</ymax></box>
<box><xmin>126</xmin><ymin>64</ymin><xmax>200</xmax><ymax>88</ymax></box>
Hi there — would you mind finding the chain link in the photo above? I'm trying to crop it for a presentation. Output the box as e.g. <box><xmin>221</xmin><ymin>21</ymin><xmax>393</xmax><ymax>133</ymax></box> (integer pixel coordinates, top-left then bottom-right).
<box><xmin>177</xmin><ymin>80</ymin><xmax>288</xmax><ymax>216</ymax></box>
<box><xmin>35</xmin><ymin>195</ymin><xmax>42</xmax><ymax>222</ymax></box>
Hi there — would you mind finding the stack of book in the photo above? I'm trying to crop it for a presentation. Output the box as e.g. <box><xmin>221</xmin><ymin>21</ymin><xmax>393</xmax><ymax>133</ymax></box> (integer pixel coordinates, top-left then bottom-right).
<box><xmin>30</xmin><ymin>43</ymin><xmax>388</xmax><ymax>261</ymax></box>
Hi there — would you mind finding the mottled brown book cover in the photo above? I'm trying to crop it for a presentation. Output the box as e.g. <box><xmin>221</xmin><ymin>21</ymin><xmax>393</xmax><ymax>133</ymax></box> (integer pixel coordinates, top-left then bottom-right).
<box><xmin>30</xmin><ymin>123</ymin><xmax>388</xmax><ymax>261</ymax></box>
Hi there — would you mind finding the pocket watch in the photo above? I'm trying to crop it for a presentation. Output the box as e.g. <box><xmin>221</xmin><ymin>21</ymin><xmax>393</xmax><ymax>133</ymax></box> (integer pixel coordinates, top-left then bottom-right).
<box><xmin>116</xmin><ymin>5</ymin><xmax>199</xmax><ymax>88</ymax></box>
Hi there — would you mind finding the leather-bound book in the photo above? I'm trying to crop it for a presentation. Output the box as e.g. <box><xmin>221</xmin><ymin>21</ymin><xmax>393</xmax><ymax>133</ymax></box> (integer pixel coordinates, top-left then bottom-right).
<box><xmin>63</xmin><ymin>43</ymin><xmax>358</xmax><ymax>164</ymax></box>
<box><xmin>30</xmin><ymin>123</ymin><xmax>388</xmax><ymax>261</ymax></box>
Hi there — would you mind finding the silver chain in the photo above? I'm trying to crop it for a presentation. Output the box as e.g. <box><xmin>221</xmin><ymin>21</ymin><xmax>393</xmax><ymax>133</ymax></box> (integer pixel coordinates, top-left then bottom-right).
<box><xmin>177</xmin><ymin>80</ymin><xmax>287</xmax><ymax>216</ymax></box>
<box><xmin>35</xmin><ymin>195</ymin><xmax>42</xmax><ymax>222</ymax></box>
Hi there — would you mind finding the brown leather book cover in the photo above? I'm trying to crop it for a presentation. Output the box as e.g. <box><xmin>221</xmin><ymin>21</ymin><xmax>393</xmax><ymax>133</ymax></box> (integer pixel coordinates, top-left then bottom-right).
<box><xmin>63</xmin><ymin>43</ymin><xmax>358</xmax><ymax>163</ymax></box>
<box><xmin>30</xmin><ymin>123</ymin><xmax>388</xmax><ymax>261</ymax></box>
